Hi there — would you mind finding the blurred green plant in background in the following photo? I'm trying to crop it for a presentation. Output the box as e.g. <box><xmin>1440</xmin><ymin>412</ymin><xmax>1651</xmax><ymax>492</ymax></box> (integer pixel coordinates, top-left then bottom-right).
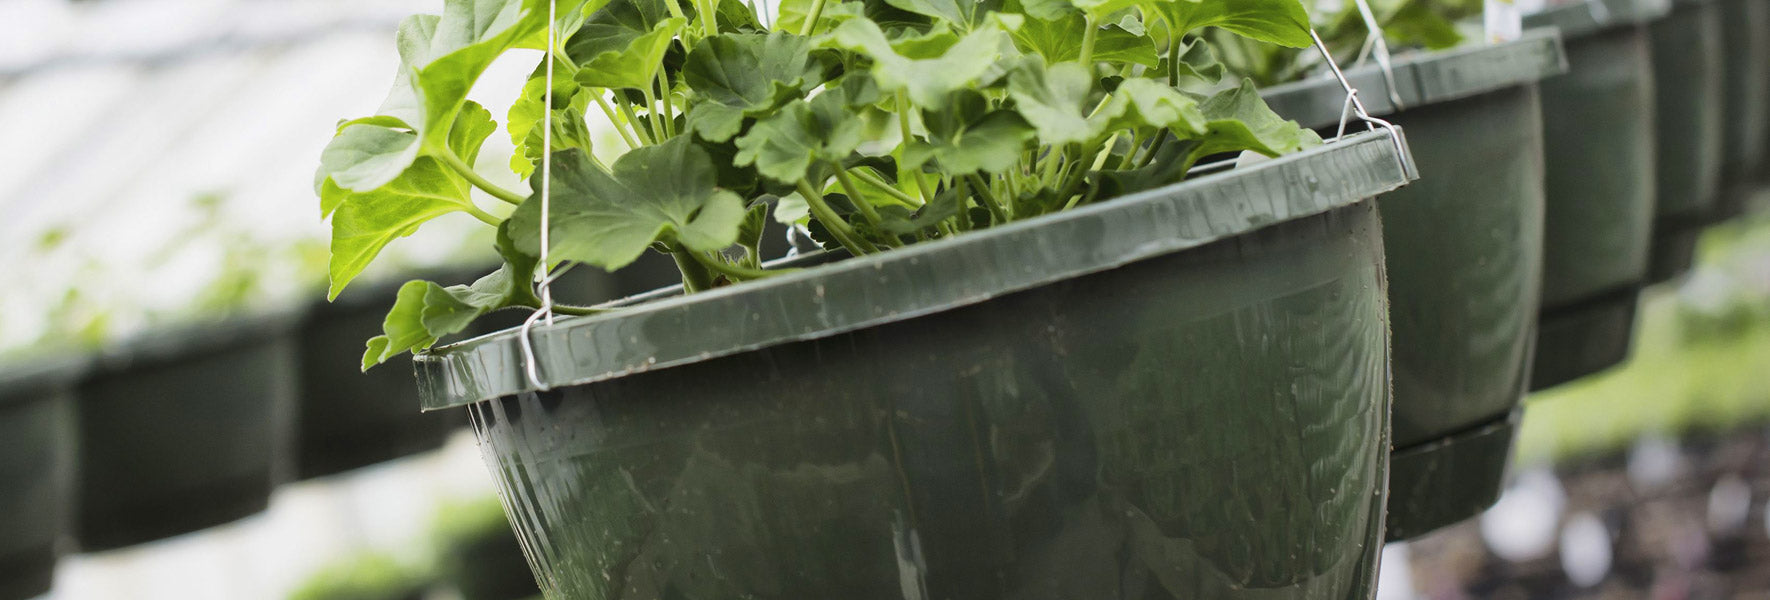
<box><xmin>1519</xmin><ymin>206</ymin><xmax>1770</xmax><ymax>464</ymax></box>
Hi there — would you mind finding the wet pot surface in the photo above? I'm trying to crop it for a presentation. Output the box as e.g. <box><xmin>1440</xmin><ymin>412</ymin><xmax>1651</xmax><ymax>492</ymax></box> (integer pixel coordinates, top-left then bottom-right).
<box><xmin>75</xmin><ymin>328</ymin><xmax>294</xmax><ymax>551</ymax></box>
<box><xmin>1374</xmin><ymin>85</ymin><xmax>1546</xmax><ymax>449</ymax></box>
<box><xmin>467</xmin><ymin>203</ymin><xmax>1393</xmax><ymax>600</ymax></box>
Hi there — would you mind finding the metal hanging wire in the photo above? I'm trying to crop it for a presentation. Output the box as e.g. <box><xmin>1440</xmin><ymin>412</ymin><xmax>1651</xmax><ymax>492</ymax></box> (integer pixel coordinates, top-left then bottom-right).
<box><xmin>1350</xmin><ymin>0</ymin><xmax>1408</xmax><ymax>110</ymax></box>
<box><xmin>1309</xmin><ymin>26</ymin><xmax>1418</xmax><ymax>181</ymax></box>
<box><xmin>519</xmin><ymin>0</ymin><xmax>560</xmax><ymax>392</ymax></box>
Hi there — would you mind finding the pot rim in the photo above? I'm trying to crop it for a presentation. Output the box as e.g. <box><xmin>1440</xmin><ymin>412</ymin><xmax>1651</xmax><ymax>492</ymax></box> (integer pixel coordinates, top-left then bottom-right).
<box><xmin>0</xmin><ymin>354</ymin><xmax>87</xmax><ymax>405</ymax></box>
<box><xmin>1262</xmin><ymin>29</ymin><xmax>1567</xmax><ymax>130</ymax></box>
<box><xmin>84</xmin><ymin>310</ymin><xmax>299</xmax><ymax>378</ymax></box>
<box><xmin>1525</xmin><ymin>0</ymin><xmax>1672</xmax><ymax>39</ymax></box>
<box><xmin>414</xmin><ymin>128</ymin><xmax>1416</xmax><ymax>410</ymax></box>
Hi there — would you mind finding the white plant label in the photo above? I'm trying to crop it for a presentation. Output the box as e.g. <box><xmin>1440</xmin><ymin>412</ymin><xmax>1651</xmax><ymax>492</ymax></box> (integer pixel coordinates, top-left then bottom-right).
<box><xmin>1487</xmin><ymin>0</ymin><xmax>1524</xmax><ymax>42</ymax></box>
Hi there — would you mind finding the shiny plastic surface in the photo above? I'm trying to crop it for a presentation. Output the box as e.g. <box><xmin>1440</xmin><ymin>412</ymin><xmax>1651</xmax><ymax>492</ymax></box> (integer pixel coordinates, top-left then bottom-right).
<box><xmin>1383</xmin><ymin>411</ymin><xmax>1519</xmax><ymax>541</ymax></box>
<box><xmin>417</xmin><ymin>129</ymin><xmax>1416</xmax><ymax>409</ymax></box>
<box><xmin>1376</xmin><ymin>86</ymin><xmax>1545</xmax><ymax>450</ymax></box>
<box><xmin>1531</xmin><ymin>287</ymin><xmax>1641</xmax><ymax>390</ymax></box>
<box><xmin>1647</xmin><ymin>0</ymin><xmax>1726</xmax><ymax>280</ymax></box>
<box><xmin>0</xmin><ymin>361</ymin><xmax>79</xmax><ymax>600</ymax></box>
<box><xmin>1269</xmin><ymin>72</ymin><xmax>1548</xmax><ymax>450</ymax></box>
<box><xmin>1714</xmin><ymin>0</ymin><xmax>1770</xmax><ymax>220</ymax></box>
<box><xmin>1525</xmin><ymin>21</ymin><xmax>1656</xmax><ymax>389</ymax></box>
<box><xmin>74</xmin><ymin>317</ymin><xmax>296</xmax><ymax>551</ymax></box>
<box><xmin>467</xmin><ymin>201</ymin><xmax>1393</xmax><ymax>600</ymax></box>
<box><xmin>1260</xmin><ymin>30</ymin><xmax>1565</xmax><ymax>129</ymax></box>
<box><xmin>1264</xmin><ymin>42</ymin><xmax>1553</xmax><ymax>542</ymax></box>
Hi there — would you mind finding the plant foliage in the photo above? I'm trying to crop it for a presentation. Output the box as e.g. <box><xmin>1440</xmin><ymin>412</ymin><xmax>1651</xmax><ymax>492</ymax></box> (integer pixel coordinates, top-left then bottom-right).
<box><xmin>317</xmin><ymin>0</ymin><xmax>1325</xmax><ymax>368</ymax></box>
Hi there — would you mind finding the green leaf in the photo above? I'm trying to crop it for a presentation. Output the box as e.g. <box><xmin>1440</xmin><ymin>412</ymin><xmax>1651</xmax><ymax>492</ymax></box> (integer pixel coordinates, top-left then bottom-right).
<box><xmin>733</xmin><ymin>89</ymin><xmax>865</xmax><ymax>184</ymax></box>
<box><xmin>449</xmin><ymin>101</ymin><xmax>500</xmax><ymax>165</ymax></box>
<box><xmin>509</xmin><ymin>137</ymin><xmax>746</xmax><ymax>270</ymax></box>
<box><xmin>508</xmin><ymin>57</ymin><xmax>593</xmax><ymax>176</ymax></box>
<box><xmin>774</xmin><ymin>191</ymin><xmax>812</xmax><ymax>224</ymax></box>
<box><xmin>1008</xmin><ymin>12</ymin><xmax>1159</xmax><ymax>67</ymax></box>
<box><xmin>1006</xmin><ymin>60</ymin><xmax>1100</xmax><ymax>146</ymax></box>
<box><xmin>879</xmin><ymin>0</ymin><xmax>996</xmax><ymax>30</ymax></box>
<box><xmin>1147</xmin><ymin>0</ymin><xmax>1313</xmax><ymax>47</ymax></box>
<box><xmin>681</xmin><ymin>32</ymin><xmax>833</xmax><ymax>141</ymax></box>
<box><xmin>357</xmin><ymin>222</ymin><xmax>547</xmax><ymax>370</ymax></box>
<box><xmin>318</xmin><ymin>125</ymin><xmax>422</xmax><ymax>195</ymax></box>
<box><xmin>325</xmin><ymin>158</ymin><xmax>475</xmax><ymax>300</ymax></box>
<box><xmin>1381</xmin><ymin>0</ymin><xmax>1464</xmax><ymax>50</ymax></box>
<box><xmin>572</xmin><ymin>17</ymin><xmax>687</xmax><ymax>90</ymax></box>
<box><xmin>1192</xmin><ymin>79</ymin><xmax>1320</xmax><ymax>158</ymax></box>
<box><xmin>906</xmin><ymin>109</ymin><xmax>1036</xmax><ymax>175</ymax></box>
<box><xmin>1066</xmin><ymin>0</ymin><xmax>1143</xmax><ymax>20</ymax></box>
<box><xmin>1090</xmin><ymin>78</ymin><xmax>1206</xmax><ymax>136</ymax></box>
<box><xmin>826</xmin><ymin>18</ymin><xmax>1008</xmax><ymax>106</ymax></box>
<box><xmin>1168</xmin><ymin>38</ymin><xmax>1224</xmax><ymax>89</ymax></box>
<box><xmin>324</xmin><ymin>102</ymin><xmax>501</xmax><ymax>299</ymax></box>
<box><xmin>318</xmin><ymin>0</ymin><xmax>544</xmax><ymax>193</ymax></box>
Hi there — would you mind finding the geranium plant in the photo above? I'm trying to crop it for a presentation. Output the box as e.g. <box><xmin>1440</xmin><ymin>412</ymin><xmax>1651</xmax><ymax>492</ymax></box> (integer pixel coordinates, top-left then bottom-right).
<box><xmin>315</xmin><ymin>0</ymin><xmax>1328</xmax><ymax>370</ymax></box>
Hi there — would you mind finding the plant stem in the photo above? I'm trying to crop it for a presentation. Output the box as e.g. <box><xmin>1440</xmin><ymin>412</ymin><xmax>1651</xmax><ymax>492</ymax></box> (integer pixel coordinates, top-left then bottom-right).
<box><xmin>833</xmin><ymin>166</ymin><xmax>884</xmax><ymax>227</ymax></box>
<box><xmin>438</xmin><ymin>150</ymin><xmax>528</xmax><ymax>206</ymax></box>
<box><xmin>615</xmin><ymin>98</ymin><xmax>655</xmax><ymax>145</ymax></box>
<box><xmin>690</xmin><ymin>250</ymin><xmax>801</xmax><ymax>280</ymax></box>
<box><xmin>1113</xmin><ymin>132</ymin><xmax>1143</xmax><ymax>171</ymax></box>
<box><xmin>697</xmin><ymin>0</ymin><xmax>719</xmax><ymax>37</ymax></box>
<box><xmin>641</xmin><ymin>85</ymin><xmax>667</xmax><ymax>141</ymax></box>
<box><xmin>1040</xmin><ymin>146</ymin><xmax>1064</xmax><ymax>186</ymax></box>
<box><xmin>965</xmin><ymin>173</ymin><xmax>1009</xmax><ymax>224</ymax></box>
<box><xmin>1078</xmin><ymin>14</ymin><xmax>1099</xmax><ymax>67</ymax></box>
<box><xmin>670</xmin><ymin>246</ymin><xmax>717</xmax><ymax>293</ymax></box>
<box><xmin>661</xmin><ymin>0</ymin><xmax>688</xmax><ymax>21</ymax></box>
<box><xmin>592</xmin><ymin>92</ymin><xmax>640</xmax><ymax>149</ymax></box>
<box><xmin>1167</xmin><ymin>35</ymin><xmax>1181</xmax><ymax>87</ymax></box>
<box><xmin>550</xmin><ymin>303</ymin><xmax>607</xmax><ymax>316</ymax></box>
<box><xmin>850</xmin><ymin>169</ymin><xmax>922</xmax><ymax>207</ymax></box>
<box><xmin>796</xmin><ymin>179</ymin><xmax>879</xmax><ymax>255</ymax></box>
<box><xmin>894</xmin><ymin>92</ymin><xmax>936</xmax><ymax>201</ymax></box>
<box><xmin>799</xmin><ymin>0</ymin><xmax>827</xmax><ymax>35</ymax></box>
<box><xmin>1138</xmin><ymin>134</ymin><xmax>1168</xmax><ymax>169</ymax></box>
<box><xmin>465</xmin><ymin>204</ymin><xmax>502</xmax><ymax>226</ymax></box>
<box><xmin>656</xmin><ymin>71</ymin><xmax>676</xmax><ymax>137</ymax></box>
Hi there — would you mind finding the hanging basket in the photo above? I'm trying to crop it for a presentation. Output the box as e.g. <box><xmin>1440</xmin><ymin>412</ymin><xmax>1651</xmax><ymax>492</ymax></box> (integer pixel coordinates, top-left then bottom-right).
<box><xmin>1523</xmin><ymin>0</ymin><xmax>1666</xmax><ymax>390</ymax></box>
<box><xmin>1646</xmin><ymin>0</ymin><xmax>1726</xmax><ymax>282</ymax></box>
<box><xmin>414</xmin><ymin>130</ymin><xmax>1414</xmax><ymax>600</ymax></box>
<box><xmin>72</xmin><ymin>315</ymin><xmax>296</xmax><ymax>551</ymax></box>
<box><xmin>1262</xmin><ymin>30</ymin><xmax>1565</xmax><ymax>540</ymax></box>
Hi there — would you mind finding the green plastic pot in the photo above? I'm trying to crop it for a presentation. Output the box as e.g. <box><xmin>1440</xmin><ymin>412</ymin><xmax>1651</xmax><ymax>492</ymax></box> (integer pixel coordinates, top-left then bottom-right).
<box><xmin>1713</xmin><ymin>0</ymin><xmax>1770</xmax><ymax>220</ymax></box>
<box><xmin>1523</xmin><ymin>0</ymin><xmax>1666</xmax><ymax>391</ymax></box>
<box><xmin>0</xmin><ymin>360</ymin><xmax>80</xmax><ymax>600</ymax></box>
<box><xmin>73</xmin><ymin>316</ymin><xmax>297</xmax><ymax>551</ymax></box>
<box><xmin>1647</xmin><ymin>0</ymin><xmax>1726</xmax><ymax>282</ymax></box>
<box><xmin>415</xmin><ymin>130</ymin><xmax>1415</xmax><ymax>599</ymax></box>
<box><xmin>1384</xmin><ymin>410</ymin><xmax>1519</xmax><ymax>540</ymax></box>
<box><xmin>1262</xmin><ymin>32</ymin><xmax>1563</xmax><ymax>540</ymax></box>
